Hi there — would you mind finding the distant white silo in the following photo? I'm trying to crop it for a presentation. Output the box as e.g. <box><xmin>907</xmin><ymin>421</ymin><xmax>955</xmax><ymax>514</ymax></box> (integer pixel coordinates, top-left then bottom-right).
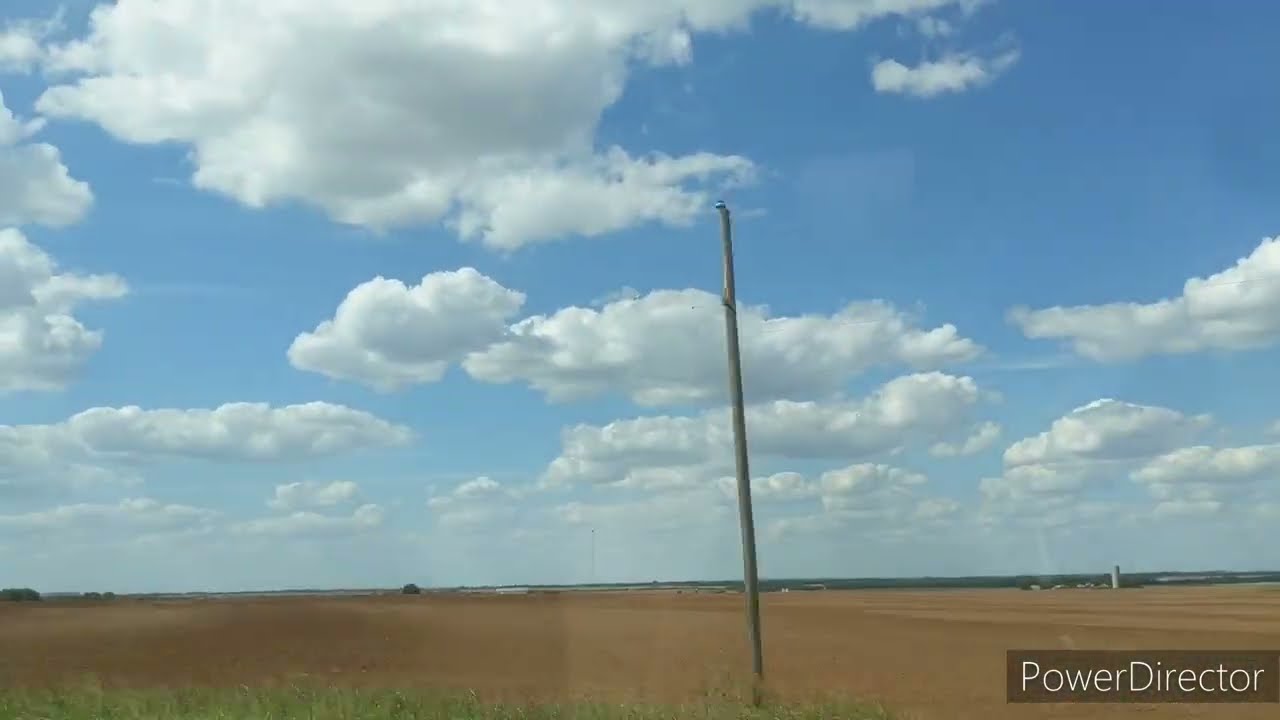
<box><xmin>1111</xmin><ymin>565</ymin><xmax>1120</xmax><ymax>589</ymax></box>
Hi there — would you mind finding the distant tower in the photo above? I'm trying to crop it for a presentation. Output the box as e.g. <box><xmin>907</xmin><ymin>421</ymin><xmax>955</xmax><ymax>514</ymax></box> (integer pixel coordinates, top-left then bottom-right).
<box><xmin>1111</xmin><ymin>565</ymin><xmax>1120</xmax><ymax>589</ymax></box>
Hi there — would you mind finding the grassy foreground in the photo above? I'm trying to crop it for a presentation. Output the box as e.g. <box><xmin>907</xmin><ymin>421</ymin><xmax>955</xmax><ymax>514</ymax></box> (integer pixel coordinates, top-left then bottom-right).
<box><xmin>0</xmin><ymin>687</ymin><xmax>892</xmax><ymax>720</ymax></box>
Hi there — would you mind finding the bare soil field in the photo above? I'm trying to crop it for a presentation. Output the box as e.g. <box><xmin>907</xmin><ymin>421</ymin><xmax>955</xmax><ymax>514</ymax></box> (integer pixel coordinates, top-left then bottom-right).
<box><xmin>2</xmin><ymin>586</ymin><xmax>1278</xmax><ymax>719</ymax></box>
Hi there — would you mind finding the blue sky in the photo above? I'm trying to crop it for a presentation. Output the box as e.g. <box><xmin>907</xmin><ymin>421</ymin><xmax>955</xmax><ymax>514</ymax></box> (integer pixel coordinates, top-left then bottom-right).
<box><xmin>1</xmin><ymin>0</ymin><xmax>1278</xmax><ymax>593</ymax></box>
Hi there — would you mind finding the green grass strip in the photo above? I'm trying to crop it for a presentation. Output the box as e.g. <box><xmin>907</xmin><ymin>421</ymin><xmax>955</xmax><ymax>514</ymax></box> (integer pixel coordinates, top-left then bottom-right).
<box><xmin>0</xmin><ymin>686</ymin><xmax>891</xmax><ymax>720</ymax></box>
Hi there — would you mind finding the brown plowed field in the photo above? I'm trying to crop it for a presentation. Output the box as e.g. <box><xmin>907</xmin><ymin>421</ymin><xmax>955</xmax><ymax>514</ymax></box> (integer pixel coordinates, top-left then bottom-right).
<box><xmin>3</xmin><ymin>586</ymin><xmax>1279</xmax><ymax>719</ymax></box>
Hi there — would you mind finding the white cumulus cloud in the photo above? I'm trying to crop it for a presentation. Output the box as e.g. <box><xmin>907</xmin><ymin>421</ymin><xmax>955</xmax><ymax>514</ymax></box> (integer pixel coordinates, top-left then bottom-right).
<box><xmin>33</xmin><ymin>0</ymin><xmax>971</xmax><ymax>249</ymax></box>
<box><xmin>1132</xmin><ymin>443</ymin><xmax>1280</xmax><ymax>513</ymax></box>
<box><xmin>288</xmin><ymin>268</ymin><xmax>526</xmax><ymax>391</ymax></box>
<box><xmin>293</xmin><ymin>268</ymin><xmax>982</xmax><ymax>405</ymax></box>
<box><xmin>980</xmin><ymin>398</ymin><xmax>1214</xmax><ymax>528</ymax></box>
<box><xmin>543</xmin><ymin>372</ymin><xmax>986</xmax><ymax>489</ymax></box>
<box><xmin>871</xmin><ymin>49</ymin><xmax>1018</xmax><ymax>98</ymax></box>
<box><xmin>0</xmin><ymin>402</ymin><xmax>412</xmax><ymax>496</ymax></box>
<box><xmin>57</xmin><ymin>402</ymin><xmax>413</xmax><ymax>461</ymax></box>
<box><xmin>0</xmin><ymin>228</ymin><xmax>127</xmax><ymax>392</ymax></box>
<box><xmin>0</xmin><ymin>16</ymin><xmax>53</xmax><ymax>73</ymax></box>
<box><xmin>722</xmin><ymin>463</ymin><xmax>925</xmax><ymax>503</ymax></box>
<box><xmin>267</xmin><ymin>480</ymin><xmax>362</xmax><ymax>511</ymax></box>
<box><xmin>428</xmin><ymin>476</ymin><xmax>508</xmax><ymax>508</ymax></box>
<box><xmin>1003</xmin><ymin>399</ymin><xmax>1211</xmax><ymax>468</ymax></box>
<box><xmin>0</xmin><ymin>91</ymin><xmax>93</xmax><ymax>227</ymax></box>
<box><xmin>758</xmin><ymin>463</ymin><xmax>957</xmax><ymax>539</ymax></box>
<box><xmin>1010</xmin><ymin>235</ymin><xmax>1280</xmax><ymax>361</ymax></box>
<box><xmin>467</xmin><ymin>290</ymin><xmax>982</xmax><ymax>405</ymax></box>
<box><xmin>930</xmin><ymin>420</ymin><xmax>1000</xmax><ymax>457</ymax></box>
<box><xmin>426</xmin><ymin>476</ymin><xmax>528</xmax><ymax>530</ymax></box>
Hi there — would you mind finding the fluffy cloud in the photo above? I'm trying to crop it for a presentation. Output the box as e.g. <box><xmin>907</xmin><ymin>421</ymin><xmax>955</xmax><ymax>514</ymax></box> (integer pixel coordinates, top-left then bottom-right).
<box><xmin>725</xmin><ymin>463</ymin><xmax>924</xmax><ymax>503</ymax></box>
<box><xmin>230</xmin><ymin>504</ymin><xmax>385</xmax><ymax>537</ymax></box>
<box><xmin>1133</xmin><ymin>444</ymin><xmax>1280</xmax><ymax>487</ymax></box>
<box><xmin>0</xmin><ymin>92</ymin><xmax>93</xmax><ymax>227</ymax></box>
<box><xmin>548</xmin><ymin>460</ymin><xmax>954</xmax><ymax>559</ymax></box>
<box><xmin>294</xmin><ymin>268</ymin><xmax>982</xmax><ymax>404</ymax></box>
<box><xmin>543</xmin><ymin>372</ymin><xmax>986</xmax><ymax>489</ymax></box>
<box><xmin>979</xmin><ymin>464</ymin><xmax>1091</xmax><ymax>516</ymax></box>
<box><xmin>0</xmin><ymin>498</ymin><xmax>217</xmax><ymax>534</ymax></box>
<box><xmin>787</xmin><ymin>0</ymin><xmax>971</xmax><ymax>28</ymax></box>
<box><xmin>1</xmin><ymin>493</ymin><xmax>387</xmax><ymax>542</ymax></box>
<box><xmin>0</xmin><ymin>228</ymin><xmax>127</xmax><ymax>392</ymax></box>
<box><xmin>1010</xmin><ymin>235</ymin><xmax>1280</xmax><ymax>361</ymax></box>
<box><xmin>0</xmin><ymin>16</ymin><xmax>54</xmax><ymax>73</ymax></box>
<box><xmin>268</xmin><ymin>480</ymin><xmax>361</xmax><ymax>511</ymax></box>
<box><xmin>427</xmin><ymin>476</ymin><xmax>524</xmax><ymax>530</ymax></box>
<box><xmin>871</xmin><ymin>49</ymin><xmax>1018</xmax><ymax>98</ymax></box>
<box><xmin>54</xmin><ymin>402</ymin><xmax>412</xmax><ymax>461</ymax></box>
<box><xmin>1</xmin><ymin>402</ymin><xmax>412</xmax><ymax>495</ymax></box>
<box><xmin>34</xmin><ymin>0</ymin><xmax>970</xmax><ymax>248</ymax></box>
<box><xmin>735</xmin><ymin>471</ymin><xmax>816</xmax><ymax>501</ymax></box>
<box><xmin>980</xmin><ymin>399</ymin><xmax>1213</xmax><ymax>527</ymax></box>
<box><xmin>1132</xmin><ymin>443</ymin><xmax>1280</xmax><ymax>513</ymax></box>
<box><xmin>930</xmin><ymin>420</ymin><xmax>1000</xmax><ymax>457</ymax></box>
<box><xmin>288</xmin><ymin>269</ymin><xmax>526</xmax><ymax>391</ymax></box>
<box><xmin>756</xmin><ymin>463</ymin><xmax>958</xmax><ymax>539</ymax></box>
<box><xmin>467</xmin><ymin>290</ymin><xmax>981</xmax><ymax>405</ymax></box>
<box><xmin>428</xmin><ymin>476</ymin><xmax>504</xmax><ymax>507</ymax></box>
<box><xmin>1003</xmin><ymin>399</ymin><xmax>1211</xmax><ymax>468</ymax></box>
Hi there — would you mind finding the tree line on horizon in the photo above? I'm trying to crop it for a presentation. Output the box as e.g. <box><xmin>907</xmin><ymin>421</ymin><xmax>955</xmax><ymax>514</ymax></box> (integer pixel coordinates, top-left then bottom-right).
<box><xmin>7</xmin><ymin>570</ymin><xmax>1278</xmax><ymax>602</ymax></box>
<box><xmin>1</xmin><ymin>588</ymin><xmax>120</xmax><ymax>602</ymax></box>
<box><xmin>1</xmin><ymin>587</ymin><xmax>41</xmax><ymax>601</ymax></box>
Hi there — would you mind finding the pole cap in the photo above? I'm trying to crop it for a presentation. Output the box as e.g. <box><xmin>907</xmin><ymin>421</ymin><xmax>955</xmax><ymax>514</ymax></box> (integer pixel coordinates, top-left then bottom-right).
<box><xmin>714</xmin><ymin>200</ymin><xmax>727</xmax><ymax>210</ymax></box>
